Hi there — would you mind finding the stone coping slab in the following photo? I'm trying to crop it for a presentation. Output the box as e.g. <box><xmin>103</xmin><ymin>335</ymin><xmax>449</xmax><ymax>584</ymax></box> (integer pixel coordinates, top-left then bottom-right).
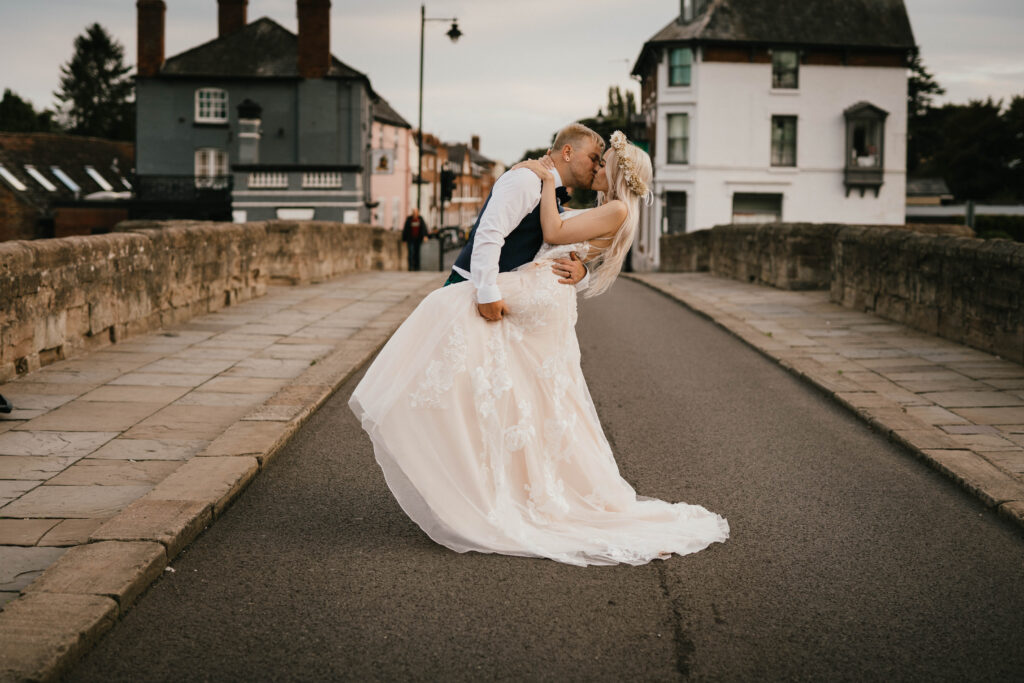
<box><xmin>628</xmin><ymin>273</ymin><xmax>1024</xmax><ymax>532</ymax></box>
<box><xmin>0</xmin><ymin>271</ymin><xmax>438</xmax><ymax>681</ymax></box>
<box><xmin>0</xmin><ymin>592</ymin><xmax>118</xmax><ymax>682</ymax></box>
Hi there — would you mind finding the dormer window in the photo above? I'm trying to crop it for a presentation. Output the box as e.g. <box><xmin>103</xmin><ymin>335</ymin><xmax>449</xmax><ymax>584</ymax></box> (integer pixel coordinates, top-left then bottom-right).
<box><xmin>843</xmin><ymin>102</ymin><xmax>888</xmax><ymax>196</ymax></box>
<box><xmin>669</xmin><ymin>48</ymin><xmax>692</xmax><ymax>87</ymax></box>
<box><xmin>195</xmin><ymin>88</ymin><xmax>228</xmax><ymax>123</ymax></box>
<box><xmin>772</xmin><ymin>50</ymin><xmax>799</xmax><ymax>89</ymax></box>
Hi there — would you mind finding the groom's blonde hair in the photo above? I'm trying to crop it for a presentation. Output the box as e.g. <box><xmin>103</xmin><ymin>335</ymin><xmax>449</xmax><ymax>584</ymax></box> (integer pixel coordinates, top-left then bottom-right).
<box><xmin>552</xmin><ymin>123</ymin><xmax>604</xmax><ymax>153</ymax></box>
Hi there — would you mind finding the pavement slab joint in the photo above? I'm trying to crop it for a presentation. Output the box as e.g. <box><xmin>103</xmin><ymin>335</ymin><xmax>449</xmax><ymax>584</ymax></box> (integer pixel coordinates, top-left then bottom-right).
<box><xmin>0</xmin><ymin>271</ymin><xmax>439</xmax><ymax>682</ymax></box>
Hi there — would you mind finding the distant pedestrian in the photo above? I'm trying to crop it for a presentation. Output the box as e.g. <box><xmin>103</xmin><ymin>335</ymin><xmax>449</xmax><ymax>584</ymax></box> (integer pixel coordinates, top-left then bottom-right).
<box><xmin>402</xmin><ymin>208</ymin><xmax>427</xmax><ymax>271</ymax></box>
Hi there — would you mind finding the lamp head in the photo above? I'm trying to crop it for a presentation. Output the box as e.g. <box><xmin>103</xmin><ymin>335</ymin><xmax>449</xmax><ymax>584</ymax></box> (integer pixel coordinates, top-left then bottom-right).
<box><xmin>446</xmin><ymin>21</ymin><xmax>462</xmax><ymax>42</ymax></box>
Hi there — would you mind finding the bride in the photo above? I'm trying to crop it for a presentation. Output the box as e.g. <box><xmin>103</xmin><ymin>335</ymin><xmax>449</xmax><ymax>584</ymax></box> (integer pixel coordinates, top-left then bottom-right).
<box><xmin>349</xmin><ymin>131</ymin><xmax>728</xmax><ymax>566</ymax></box>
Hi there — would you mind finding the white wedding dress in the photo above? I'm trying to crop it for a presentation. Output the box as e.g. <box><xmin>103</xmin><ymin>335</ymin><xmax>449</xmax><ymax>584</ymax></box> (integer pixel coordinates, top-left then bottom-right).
<box><xmin>349</xmin><ymin>227</ymin><xmax>729</xmax><ymax>566</ymax></box>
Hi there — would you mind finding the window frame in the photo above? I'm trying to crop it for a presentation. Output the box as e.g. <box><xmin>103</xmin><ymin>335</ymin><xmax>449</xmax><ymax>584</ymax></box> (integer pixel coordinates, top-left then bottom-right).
<box><xmin>668</xmin><ymin>47</ymin><xmax>693</xmax><ymax>87</ymax></box>
<box><xmin>771</xmin><ymin>50</ymin><xmax>800</xmax><ymax>89</ymax></box>
<box><xmin>666</xmin><ymin>113</ymin><xmax>690</xmax><ymax>165</ymax></box>
<box><xmin>664</xmin><ymin>191</ymin><xmax>688</xmax><ymax>234</ymax></box>
<box><xmin>194</xmin><ymin>147</ymin><xmax>229</xmax><ymax>188</ymax></box>
<box><xmin>194</xmin><ymin>87</ymin><xmax>229</xmax><ymax>124</ymax></box>
<box><xmin>770</xmin><ymin>115</ymin><xmax>798</xmax><ymax>167</ymax></box>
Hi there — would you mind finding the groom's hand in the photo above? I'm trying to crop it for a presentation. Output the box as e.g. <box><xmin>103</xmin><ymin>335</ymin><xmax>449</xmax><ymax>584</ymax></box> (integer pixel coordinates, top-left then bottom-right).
<box><xmin>553</xmin><ymin>252</ymin><xmax>586</xmax><ymax>285</ymax></box>
<box><xmin>477</xmin><ymin>300</ymin><xmax>510</xmax><ymax>322</ymax></box>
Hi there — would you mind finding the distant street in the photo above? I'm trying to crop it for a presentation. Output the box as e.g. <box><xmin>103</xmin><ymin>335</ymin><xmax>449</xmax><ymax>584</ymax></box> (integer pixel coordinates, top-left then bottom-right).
<box><xmin>69</xmin><ymin>278</ymin><xmax>1024</xmax><ymax>681</ymax></box>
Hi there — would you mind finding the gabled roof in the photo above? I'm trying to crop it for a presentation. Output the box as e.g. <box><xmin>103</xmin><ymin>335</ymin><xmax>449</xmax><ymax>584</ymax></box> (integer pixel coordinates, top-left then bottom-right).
<box><xmin>373</xmin><ymin>96</ymin><xmax>411</xmax><ymax>129</ymax></box>
<box><xmin>469</xmin><ymin>148</ymin><xmax>494</xmax><ymax>166</ymax></box>
<box><xmin>634</xmin><ymin>0</ymin><xmax>915</xmax><ymax>74</ymax></box>
<box><xmin>160</xmin><ymin>17</ymin><xmax>367</xmax><ymax>80</ymax></box>
<box><xmin>844</xmin><ymin>101</ymin><xmax>890</xmax><ymax>118</ymax></box>
<box><xmin>0</xmin><ymin>133</ymin><xmax>133</xmax><ymax>212</ymax></box>
<box><xmin>444</xmin><ymin>144</ymin><xmax>468</xmax><ymax>164</ymax></box>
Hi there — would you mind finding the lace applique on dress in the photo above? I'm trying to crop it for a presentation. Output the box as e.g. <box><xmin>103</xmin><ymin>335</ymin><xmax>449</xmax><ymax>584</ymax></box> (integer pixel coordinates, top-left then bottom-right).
<box><xmin>503</xmin><ymin>399</ymin><xmax>536</xmax><ymax>452</ymax></box>
<box><xmin>409</xmin><ymin>323</ymin><xmax>467</xmax><ymax>408</ymax></box>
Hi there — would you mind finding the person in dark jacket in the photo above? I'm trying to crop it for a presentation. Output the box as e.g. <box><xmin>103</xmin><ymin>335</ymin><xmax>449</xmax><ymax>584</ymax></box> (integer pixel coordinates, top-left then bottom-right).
<box><xmin>402</xmin><ymin>208</ymin><xmax>428</xmax><ymax>271</ymax></box>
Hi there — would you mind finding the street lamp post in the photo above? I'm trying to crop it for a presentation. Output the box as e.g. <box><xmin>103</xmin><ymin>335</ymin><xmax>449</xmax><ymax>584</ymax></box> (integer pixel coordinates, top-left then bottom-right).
<box><xmin>417</xmin><ymin>4</ymin><xmax>461</xmax><ymax>215</ymax></box>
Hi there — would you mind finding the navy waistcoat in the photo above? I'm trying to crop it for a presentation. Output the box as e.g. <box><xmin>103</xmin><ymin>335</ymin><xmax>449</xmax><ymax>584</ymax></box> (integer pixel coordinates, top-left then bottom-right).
<box><xmin>452</xmin><ymin>187</ymin><xmax>562</xmax><ymax>276</ymax></box>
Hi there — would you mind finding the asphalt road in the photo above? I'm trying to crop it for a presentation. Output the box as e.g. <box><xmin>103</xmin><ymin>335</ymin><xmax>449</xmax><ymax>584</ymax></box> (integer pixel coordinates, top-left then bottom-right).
<box><xmin>69</xmin><ymin>278</ymin><xmax>1024</xmax><ymax>682</ymax></box>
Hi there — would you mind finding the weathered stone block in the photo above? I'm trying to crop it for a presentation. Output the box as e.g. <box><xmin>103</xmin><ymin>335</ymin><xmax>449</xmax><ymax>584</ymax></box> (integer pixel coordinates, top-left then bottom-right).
<box><xmin>90</xmin><ymin>498</ymin><xmax>212</xmax><ymax>558</ymax></box>
<box><xmin>24</xmin><ymin>540</ymin><xmax>165</xmax><ymax>612</ymax></box>
<box><xmin>145</xmin><ymin>455</ymin><xmax>259</xmax><ymax>516</ymax></box>
<box><xmin>0</xmin><ymin>592</ymin><xmax>118</xmax><ymax>682</ymax></box>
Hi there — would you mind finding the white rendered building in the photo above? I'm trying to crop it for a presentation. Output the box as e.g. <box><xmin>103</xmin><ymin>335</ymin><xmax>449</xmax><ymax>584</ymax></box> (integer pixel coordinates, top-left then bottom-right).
<box><xmin>631</xmin><ymin>0</ymin><xmax>916</xmax><ymax>270</ymax></box>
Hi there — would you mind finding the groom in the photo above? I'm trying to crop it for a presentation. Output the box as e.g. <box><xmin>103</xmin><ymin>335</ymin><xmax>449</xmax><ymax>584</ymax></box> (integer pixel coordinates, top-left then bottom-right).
<box><xmin>445</xmin><ymin>123</ymin><xmax>606</xmax><ymax>322</ymax></box>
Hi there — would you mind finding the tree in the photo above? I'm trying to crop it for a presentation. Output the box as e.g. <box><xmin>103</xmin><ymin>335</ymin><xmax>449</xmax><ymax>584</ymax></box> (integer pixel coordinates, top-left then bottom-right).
<box><xmin>1003</xmin><ymin>94</ymin><xmax>1024</xmax><ymax>202</ymax></box>
<box><xmin>907</xmin><ymin>50</ymin><xmax>945</xmax><ymax>120</ymax></box>
<box><xmin>0</xmin><ymin>89</ymin><xmax>57</xmax><ymax>132</ymax></box>
<box><xmin>54</xmin><ymin>23</ymin><xmax>134</xmax><ymax>140</ymax></box>
<box><xmin>906</xmin><ymin>51</ymin><xmax>945</xmax><ymax>175</ymax></box>
<box><xmin>930</xmin><ymin>98</ymin><xmax>1014</xmax><ymax>202</ymax></box>
<box><xmin>578</xmin><ymin>85</ymin><xmax>639</xmax><ymax>143</ymax></box>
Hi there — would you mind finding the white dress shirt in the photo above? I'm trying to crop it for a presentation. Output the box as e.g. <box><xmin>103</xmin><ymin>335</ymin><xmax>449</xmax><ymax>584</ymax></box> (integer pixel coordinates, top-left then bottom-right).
<box><xmin>453</xmin><ymin>167</ymin><xmax>589</xmax><ymax>304</ymax></box>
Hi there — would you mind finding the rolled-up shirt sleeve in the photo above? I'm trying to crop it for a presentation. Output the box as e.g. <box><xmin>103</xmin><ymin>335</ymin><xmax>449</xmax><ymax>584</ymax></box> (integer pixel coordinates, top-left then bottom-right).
<box><xmin>469</xmin><ymin>169</ymin><xmax>539</xmax><ymax>304</ymax></box>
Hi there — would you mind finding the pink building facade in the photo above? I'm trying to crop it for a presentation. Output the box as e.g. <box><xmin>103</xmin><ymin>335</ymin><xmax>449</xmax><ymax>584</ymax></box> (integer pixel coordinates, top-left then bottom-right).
<box><xmin>370</xmin><ymin>97</ymin><xmax>412</xmax><ymax>231</ymax></box>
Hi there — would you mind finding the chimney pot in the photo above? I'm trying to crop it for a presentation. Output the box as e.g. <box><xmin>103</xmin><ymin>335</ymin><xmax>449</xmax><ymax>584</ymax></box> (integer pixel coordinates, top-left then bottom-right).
<box><xmin>471</xmin><ymin>135</ymin><xmax>480</xmax><ymax>152</ymax></box>
<box><xmin>136</xmin><ymin>0</ymin><xmax>166</xmax><ymax>78</ymax></box>
<box><xmin>297</xmin><ymin>0</ymin><xmax>331</xmax><ymax>79</ymax></box>
<box><xmin>219</xmin><ymin>0</ymin><xmax>248</xmax><ymax>37</ymax></box>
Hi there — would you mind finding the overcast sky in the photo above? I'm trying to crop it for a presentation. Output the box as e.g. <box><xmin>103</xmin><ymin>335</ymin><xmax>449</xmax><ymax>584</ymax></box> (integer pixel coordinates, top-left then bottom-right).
<box><xmin>2</xmin><ymin>0</ymin><xmax>1022</xmax><ymax>163</ymax></box>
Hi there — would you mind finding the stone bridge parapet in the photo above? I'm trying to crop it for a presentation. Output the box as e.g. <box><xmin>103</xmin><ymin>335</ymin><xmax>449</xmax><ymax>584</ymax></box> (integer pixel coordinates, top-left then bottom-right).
<box><xmin>661</xmin><ymin>223</ymin><xmax>1024</xmax><ymax>365</ymax></box>
<box><xmin>0</xmin><ymin>221</ymin><xmax>403</xmax><ymax>381</ymax></box>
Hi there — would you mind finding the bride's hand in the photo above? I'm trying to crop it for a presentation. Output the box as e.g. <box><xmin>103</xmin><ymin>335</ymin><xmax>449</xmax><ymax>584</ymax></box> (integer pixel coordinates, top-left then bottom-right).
<box><xmin>511</xmin><ymin>159</ymin><xmax>553</xmax><ymax>183</ymax></box>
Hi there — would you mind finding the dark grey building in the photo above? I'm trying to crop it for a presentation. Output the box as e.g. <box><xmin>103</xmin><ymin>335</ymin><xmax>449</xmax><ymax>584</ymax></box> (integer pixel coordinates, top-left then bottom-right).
<box><xmin>135</xmin><ymin>0</ymin><xmax>379</xmax><ymax>223</ymax></box>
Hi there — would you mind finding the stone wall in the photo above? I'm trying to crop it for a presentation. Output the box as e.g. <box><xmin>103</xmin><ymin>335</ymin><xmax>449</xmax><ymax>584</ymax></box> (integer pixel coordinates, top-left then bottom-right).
<box><xmin>661</xmin><ymin>223</ymin><xmax>838</xmax><ymax>290</ymax></box>
<box><xmin>709</xmin><ymin>223</ymin><xmax>840</xmax><ymax>290</ymax></box>
<box><xmin>658</xmin><ymin>221</ymin><xmax>1023</xmax><ymax>365</ymax></box>
<box><xmin>832</xmin><ymin>227</ymin><xmax>1024</xmax><ymax>365</ymax></box>
<box><xmin>658</xmin><ymin>230</ymin><xmax>710</xmax><ymax>273</ymax></box>
<box><xmin>0</xmin><ymin>221</ymin><xmax>403</xmax><ymax>381</ymax></box>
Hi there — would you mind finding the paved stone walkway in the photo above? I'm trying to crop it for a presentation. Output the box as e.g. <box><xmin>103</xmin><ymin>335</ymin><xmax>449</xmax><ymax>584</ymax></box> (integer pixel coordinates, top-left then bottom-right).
<box><xmin>628</xmin><ymin>272</ymin><xmax>1024</xmax><ymax>528</ymax></box>
<box><xmin>0</xmin><ymin>271</ymin><xmax>438</xmax><ymax>617</ymax></box>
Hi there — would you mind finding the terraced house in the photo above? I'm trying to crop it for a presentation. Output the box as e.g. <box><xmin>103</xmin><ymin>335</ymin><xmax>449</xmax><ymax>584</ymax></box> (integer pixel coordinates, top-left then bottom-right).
<box><xmin>135</xmin><ymin>0</ymin><xmax>404</xmax><ymax>223</ymax></box>
<box><xmin>631</xmin><ymin>0</ymin><xmax>916</xmax><ymax>270</ymax></box>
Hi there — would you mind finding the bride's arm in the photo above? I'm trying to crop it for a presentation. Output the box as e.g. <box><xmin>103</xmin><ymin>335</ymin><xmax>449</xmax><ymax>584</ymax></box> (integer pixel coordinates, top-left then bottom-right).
<box><xmin>514</xmin><ymin>160</ymin><xmax>627</xmax><ymax>245</ymax></box>
<box><xmin>539</xmin><ymin>181</ymin><xmax>626</xmax><ymax>245</ymax></box>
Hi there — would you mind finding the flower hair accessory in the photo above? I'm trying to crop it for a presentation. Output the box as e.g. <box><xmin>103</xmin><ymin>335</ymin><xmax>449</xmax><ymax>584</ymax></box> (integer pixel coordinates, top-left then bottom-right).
<box><xmin>609</xmin><ymin>130</ymin><xmax>648</xmax><ymax>197</ymax></box>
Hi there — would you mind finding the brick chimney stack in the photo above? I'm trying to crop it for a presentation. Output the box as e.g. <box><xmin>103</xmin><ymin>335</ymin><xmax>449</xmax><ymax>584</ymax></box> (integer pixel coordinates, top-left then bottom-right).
<box><xmin>297</xmin><ymin>0</ymin><xmax>331</xmax><ymax>79</ymax></box>
<box><xmin>471</xmin><ymin>135</ymin><xmax>480</xmax><ymax>152</ymax></box>
<box><xmin>218</xmin><ymin>0</ymin><xmax>248</xmax><ymax>37</ymax></box>
<box><xmin>136</xmin><ymin>0</ymin><xmax>166</xmax><ymax>78</ymax></box>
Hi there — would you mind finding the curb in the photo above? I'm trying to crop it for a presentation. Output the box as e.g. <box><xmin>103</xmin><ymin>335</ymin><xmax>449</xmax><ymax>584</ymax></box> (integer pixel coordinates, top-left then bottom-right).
<box><xmin>624</xmin><ymin>273</ymin><xmax>1024</xmax><ymax>533</ymax></box>
<box><xmin>0</xmin><ymin>279</ymin><xmax>436</xmax><ymax>683</ymax></box>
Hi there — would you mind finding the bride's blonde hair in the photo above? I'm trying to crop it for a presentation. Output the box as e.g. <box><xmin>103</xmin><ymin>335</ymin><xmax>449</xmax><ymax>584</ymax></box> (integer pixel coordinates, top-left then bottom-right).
<box><xmin>586</xmin><ymin>131</ymin><xmax>653</xmax><ymax>298</ymax></box>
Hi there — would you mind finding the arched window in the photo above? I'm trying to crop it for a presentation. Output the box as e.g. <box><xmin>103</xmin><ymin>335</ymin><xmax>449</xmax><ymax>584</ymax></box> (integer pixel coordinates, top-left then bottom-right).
<box><xmin>195</xmin><ymin>88</ymin><xmax>228</xmax><ymax>123</ymax></box>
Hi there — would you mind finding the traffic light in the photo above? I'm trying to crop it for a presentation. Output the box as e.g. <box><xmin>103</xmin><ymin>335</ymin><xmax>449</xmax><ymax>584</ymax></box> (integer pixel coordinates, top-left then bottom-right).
<box><xmin>440</xmin><ymin>169</ymin><xmax>456</xmax><ymax>202</ymax></box>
